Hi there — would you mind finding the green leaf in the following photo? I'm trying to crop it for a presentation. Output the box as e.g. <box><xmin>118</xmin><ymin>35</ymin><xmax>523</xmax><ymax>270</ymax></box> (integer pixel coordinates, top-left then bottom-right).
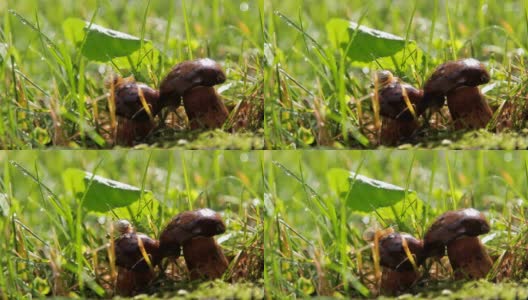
<box><xmin>32</xmin><ymin>276</ymin><xmax>50</xmax><ymax>296</ymax></box>
<box><xmin>296</xmin><ymin>277</ymin><xmax>315</xmax><ymax>296</ymax></box>
<box><xmin>327</xmin><ymin>168</ymin><xmax>415</xmax><ymax>212</ymax></box>
<box><xmin>83</xmin><ymin>23</ymin><xmax>144</xmax><ymax>61</ymax></box>
<box><xmin>297</xmin><ymin>126</ymin><xmax>315</xmax><ymax>145</ymax></box>
<box><xmin>326</xmin><ymin>18</ymin><xmax>407</xmax><ymax>62</ymax></box>
<box><xmin>62</xmin><ymin>18</ymin><xmax>152</xmax><ymax>62</ymax></box>
<box><xmin>62</xmin><ymin>168</ymin><xmax>146</xmax><ymax>212</ymax></box>
<box><xmin>111</xmin><ymin>41</ymin><xmax>161</xmax><ymax>70</ymax></box>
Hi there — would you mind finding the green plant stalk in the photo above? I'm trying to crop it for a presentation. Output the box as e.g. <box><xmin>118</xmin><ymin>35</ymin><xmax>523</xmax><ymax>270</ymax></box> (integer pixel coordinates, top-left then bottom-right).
<box><xmin>181</xmin><ymin>0</ymin><xmax>193</xmax><ymax>60</ymax></box>
<box><xmin>445</xmin><ymin>1</ymin><xmax>457</xmax><ymax>59</ymax></box>
<box><xmin>181</xmin><ymin>152</ymin><xmax>193</xmax><ymax>210</ymax></box>
<box><xmin>445</xmin><ymin>153</ymin><xmax>457</xmax><ymax>211</ymax></box>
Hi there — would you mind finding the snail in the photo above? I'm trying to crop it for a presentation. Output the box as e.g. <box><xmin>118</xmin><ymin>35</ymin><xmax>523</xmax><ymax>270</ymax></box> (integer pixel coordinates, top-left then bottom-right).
<box><xmin>113</xmin><ymin>220</ymin><xmax>160</xmax><ymax>296</ymax></box>
<box><xmin>108</xmin><ymin>76</ymin><xmax>161</xmax><ymax>146</ymax></box>
<box><xmin>375</xmin><ymin>70</ymin><xmax>423</xmax><ymax>145</ymax></box>
<box><xmin>378</xmin><ymin>232</ymin><xmax>424</xmax><ymax>295</ymax></box>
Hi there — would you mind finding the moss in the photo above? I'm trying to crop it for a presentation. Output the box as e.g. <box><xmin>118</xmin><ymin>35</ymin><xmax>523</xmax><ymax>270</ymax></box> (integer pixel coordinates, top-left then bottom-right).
<box><xmin>379</xmin><ymin>280</ymin><xmax>528</xmax><ymax>300</ymax></box>
<box><xmin>130</xmin><ymin>129</ymin><xmax>264</xmax><ymax>150</ymax></box>
<box><xmin>119</xmin><ymin>280</ymin><xmax>264</xmax><ymax>300</ymax></box>
<box><xmin>384</xmin><ymin>130</ymin><xmax>528</xmax><ymax>150</ymax></box>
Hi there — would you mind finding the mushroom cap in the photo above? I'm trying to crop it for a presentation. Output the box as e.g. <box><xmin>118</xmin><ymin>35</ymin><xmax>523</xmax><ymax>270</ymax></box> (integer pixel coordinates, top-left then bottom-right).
<box><xmin>419</xmin><ymin>58</ymin><xmax>490</xmax><ymax>113</ymax></box>
<box><xmin>377</xmin><ymin>72</ymin><xmax>423</xmax><ymax>121</ymax></box>
<box><xmin>112</xmin><ymin>77</ymin><xmax>160</xmax><ymax>121</ymax></box>
<box><xmin>115</xmin><ymin>231</ymin><xmax>160</xmax><ymax>271</ymax></box>
<box><xmin>423</xmin><ymin>208</ymin><xmax>490</xmax><ymax>257</ymax></box>
<box><xmin>379</xmin><ymin>232</ymin><xmax>424</xmax><ymax>271</ymax></box>
<box><xmin>159</xmin><ymin>208</ymin><xmax>226</xmax><ymax>257</ymax></box>
<box><xmin>424</xmin><ymin>58</ymin><xmax>490</xmax><ymax>94</ymax></box>
<box><xmin>159</xmin><ymin>58</ymin><xmax>226</xmax><ymax>106</ymax></box>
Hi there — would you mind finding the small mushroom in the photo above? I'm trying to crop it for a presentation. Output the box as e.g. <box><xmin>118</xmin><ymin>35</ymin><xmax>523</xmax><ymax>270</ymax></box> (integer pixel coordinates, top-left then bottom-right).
<box><xmin>112</xmin><ymin>77</ymin><xmax>161</xmax><ymax>121</ymax></box>
<box><xmin>423</xmin><ymin>208</ymin><xmax>493</xmax><ymax>279</ymax></box>
<box><xmin>378</xmin><ymin>232</ymin><xmax>424</xmax><ymax>295</ymax></box>
<box><xmin>159</xmin><ymin>208</ymin><xmax>228</xmax><ymax>280</ymax></box>
<box><xmin>109</xmin><ymin>76</ymin><xmax>161</xmax><ymax>145</ymax></box>
<box><xmin>418</xmin><ymin>58</ymin><xmax>490</xmax><ymax>117</ymax></box>
<box><xmin>376</xmin><ymin>70</ymin><xmax>423</xmax><ymax>145</ymax></box>
<box><xmin>113</xmin><ymin>220</ymin><xmax>160</xmax><ymax>296</ymax></box>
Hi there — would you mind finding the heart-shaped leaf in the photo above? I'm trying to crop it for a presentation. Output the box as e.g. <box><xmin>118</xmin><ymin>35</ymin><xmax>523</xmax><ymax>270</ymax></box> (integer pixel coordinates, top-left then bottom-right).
<box><xmin>326</xmin><ymin>18</ymin><xmax>408</xmax><ymax>62</ymax></box>
<box><xmin>62</xmin><ymin>18</ymin><xmax>152</xmax><ymax>62</ymax></box>
<box><xmin>347</xmin><ymin>172</ymin><xmax>414</xmax><ymax>211</ymax></box>
<box><xmin>62</xmin><ymin>168</ymin><xmax>146</xmax><ymax>212</ymax></box>
<box><xmin>327</xmin><ymin>168</ymin><xmax>415</xmax><ymax>212</ymax></box>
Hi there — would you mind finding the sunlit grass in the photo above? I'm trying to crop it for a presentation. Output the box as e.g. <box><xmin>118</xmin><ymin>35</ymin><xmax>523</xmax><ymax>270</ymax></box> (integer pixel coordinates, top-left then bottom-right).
<box><xmin>0</xmin><ymin>150</ymin><xmax>263</xmax><ymax>298</ymax></box>
<box><xmin>264</xmin><ymin>0</ymin><xmax>528</xmax><ymax>149</ymax></box>
<box><xmin>264</xmin><ymin>151</ymin><xmax>528</xmax><ymax>298</ymax></box>
<box><xmin>0</xmin><ymin>0</ymin><xmax>264</xmax><ymax>149</ymax></box>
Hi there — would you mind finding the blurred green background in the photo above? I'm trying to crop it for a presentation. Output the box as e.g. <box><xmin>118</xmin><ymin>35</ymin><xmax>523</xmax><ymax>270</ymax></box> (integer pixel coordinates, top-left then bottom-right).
<box><xmin>0</xmin><ymin>150</ymin><xmax>263</xmax><ymax>230</ymax></box>
<box><xmin>2</xmin><ymin>0</ymin><xmax>260</xmax><ymax>80</ymax></box>
<box><xmin>270</xmin><ymin>150</ymin><xmax>526</xmax><ymax>212</ymax></box>
<box><xmin>268</xmin><ymin>0</ymin><xmax>527</xmax><ymax>83</ymax></box>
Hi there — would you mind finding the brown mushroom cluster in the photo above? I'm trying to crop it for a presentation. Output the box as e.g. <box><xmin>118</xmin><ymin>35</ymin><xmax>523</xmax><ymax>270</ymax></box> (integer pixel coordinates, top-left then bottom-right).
<box><xmin>374</xmin><ymin>58</ymin><xmax>493</xmax><ymax>145</ymax></box>
<box><xmin>108</xmin><ymin>58</ymin><xmax>229</xmax><ymax>145</ymax></box>
<box><xmin>112</xmin><ymin>208</ymin><xmax>228</xmax><ymax>296</ymax></box>
<box><xmin>376</xmin><ymin>208</ymin><xmax>492</xmax><ymax>295</ymax></box>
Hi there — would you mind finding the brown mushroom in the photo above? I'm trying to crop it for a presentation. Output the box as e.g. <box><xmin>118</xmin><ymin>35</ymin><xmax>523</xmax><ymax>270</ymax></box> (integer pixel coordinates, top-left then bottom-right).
<box><xmin>376</xmin><ymin>70</ymin><xmax>423</xmax><ymax>145</ymax></box>
<box><xmin>423</xmin><ymin>208</ymin><xmax>493</xmax><ymax>279</ymax></box>
<box><xmin>108</xmin><ymin>76</ymin><xmax>161</xmax><ymax>145</ymax></box>
<box><xmin>159</xmin><ymin>58</ymin><xmax>226</xmax><ymax>107</ymax></box>
<box><xmin>159</xmin><ymin>58</ymin><xmax>228</xmax><ymax>129</ymax></box>
<box><xmin>418</xmin><ymin>58</ymin><xmax>491</xmax><ymax>123</ymax></box>
<box><xmin>113</xmin><ymin>220</ymin><xmax>160</xmax><ymax>296</ymax></box>
<box><xmin>378</xmin><ymin>232</ymin><xmax>424</xmax><ymax>295</ymax></box>
<box><xmin>159</xmin><ymin>208</ymin><xmax>228</xmax><ymax>280</ymax></box>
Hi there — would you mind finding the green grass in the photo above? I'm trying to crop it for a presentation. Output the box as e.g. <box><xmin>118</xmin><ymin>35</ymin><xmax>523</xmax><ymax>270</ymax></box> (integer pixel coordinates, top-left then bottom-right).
<box><xmin>0</xmin><ymin>0</ymin><xmax>264</xmax><ymax>149</ymax></box>
<box><xmin>0</xmin><ymin>150</ymin><xmax>264</xmax><ymax>298</ymax></box>
<box><xmin>264</xmin><ymin>0</ymin><xmax>528</xmax><ymax>149</ymax></box>
<box><xmin>265</xmin><ymin>151</ymin><xmax>528</xmax><ymax>298</ymax></box>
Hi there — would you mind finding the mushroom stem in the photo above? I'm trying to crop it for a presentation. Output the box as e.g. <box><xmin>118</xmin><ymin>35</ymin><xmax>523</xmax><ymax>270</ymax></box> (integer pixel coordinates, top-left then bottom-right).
<box><xmin>115</xmin><ymin>267</ymin><xmax>155</xmax><ymax>296</ymax></box>
<box><xmin>380</xmin><ymin>267</ymin><xmax>419</xmax><ymax>295</ymax></box>
<box><xmin>116</xmin><ymin>117</ymin><xmax>155</xmax><ymax>146</ymax></box>
<box><xmin>182</xmin><ymin>236</ymin><xmax>228</xmax><ymax>280</ymax></box>
<box><xmin>380</xmin><ymin>117</ymin><xmax>419</xmax><ymax>146</ymax></box>
<box><xmin>446</xmin><ymin>86</ymin><xmax>492</xmax><ymax>130</ymax></box>
<box><xmin>183</xmin><ymin>86</ymin><xmax>229</xmax><ymax>130</ymax></box>
<box><xmin>447</xmin><ymin>236</ymin><xmax>492</xmax><ymax>279</ymax></box>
